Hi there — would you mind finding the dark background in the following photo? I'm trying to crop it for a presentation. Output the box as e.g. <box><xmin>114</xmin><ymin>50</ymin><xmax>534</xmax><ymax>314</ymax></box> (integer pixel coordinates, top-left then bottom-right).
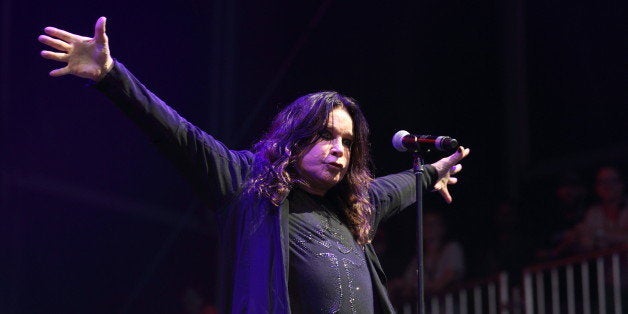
<box><xmin>1</xmin><ymin>0</ymin><xmax>626</xmax><ymax>313</ymax></box>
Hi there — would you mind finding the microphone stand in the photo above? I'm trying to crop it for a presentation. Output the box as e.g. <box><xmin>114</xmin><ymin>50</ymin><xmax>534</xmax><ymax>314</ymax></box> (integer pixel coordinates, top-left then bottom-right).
<box><xmin>412</xmin><ymin>150</ymin><xmax>426</xmax><ymax>314</ymax></box>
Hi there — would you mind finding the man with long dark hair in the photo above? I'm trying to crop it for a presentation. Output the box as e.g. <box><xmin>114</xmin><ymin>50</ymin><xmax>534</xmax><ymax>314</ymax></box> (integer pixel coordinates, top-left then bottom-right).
<box><xmin>39</xmin><ymin>17</ymin><xmax>470</xmax><ymax>313</ymax></box>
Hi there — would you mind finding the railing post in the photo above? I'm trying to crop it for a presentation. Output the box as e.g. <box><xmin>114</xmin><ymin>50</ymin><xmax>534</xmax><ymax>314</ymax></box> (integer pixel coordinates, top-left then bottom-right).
<box><xmin>581</xmin><ymin>261</ymin><xmax>591</xmax><ymax>314</ymax></box>
<box><xmin>596</xmin><ymin>257</ymin><xmax>607</xmax><ymax>314</ymax></box>
<box><xmin>566</xmin><ymin>265</ymin><xmax>575</xmax><ymax>314</ymax></box>
<box><xmin>460</xmin><ymin>289</ymin><xmax>468</xmax><ymax>314</ymax></box>
<box><xmin>445</xmin><ymin>293</ymin><xmax>454</xmax><ymax>314</ymax></box>
<box><xmin>535</xmin><ymin>272</ymin><xmax>545</xmax><ymax>314</ymax></box>
<box><xmin>523</xmin><ymin>272</ymin><xmax>533</xmax><ymax>314</ymax></box>
<box><xmin>474</xmin><ymin>286</ymin><xmax>482</xmax><ymax>314</ymax></box>
<box><xmin>430</xmin><ymin>296</ymin><xmax>439</xmax><ymax>314</ymax></box>
<box><xmin>499</xmin><ymin>272</ymin><xmax>509</xmax><ymax>314</ymax></box>
<box><xmin>612</xmin><ymin>253</ymin><xmax>622</xmax><ymax>314</ymax></box>
<box><xmin>489</xmin><ymin>282</ymin><xmax>497</xmax><ymax>314</ymax></box>
<box><xmin>550</xmin><ymin>269</ymin><xmax>559</xmax><ymax>314</ymax></box>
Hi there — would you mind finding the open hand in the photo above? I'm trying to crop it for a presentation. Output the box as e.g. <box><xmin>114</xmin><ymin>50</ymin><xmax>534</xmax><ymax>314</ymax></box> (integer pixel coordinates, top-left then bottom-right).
<box><xmin>430</xmin><ymin>146</ymin><xmax>470</xmax><ymax>203</ymax></box>
<box><xmin>38</xmin><ymin>16</ymin><xmax>113</xmax><ymax>81</ymax></box>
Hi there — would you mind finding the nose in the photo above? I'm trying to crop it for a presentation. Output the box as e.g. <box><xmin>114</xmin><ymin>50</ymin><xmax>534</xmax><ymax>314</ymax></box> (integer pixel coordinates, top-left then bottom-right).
<box><xmin>329</xmin><ymin>138</ymin><xmax>344</xmax><ymax>157</ymax></box>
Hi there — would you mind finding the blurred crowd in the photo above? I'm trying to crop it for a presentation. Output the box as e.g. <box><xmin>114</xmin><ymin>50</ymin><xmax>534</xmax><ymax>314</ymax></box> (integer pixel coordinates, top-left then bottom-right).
<box><xmin>382</xmin><ymin>165</ymin><xmax>628</xmax><ymax>311</ymax></box>
<box><xmin>535</xmin><ymin>166</ymin><xmax>628</xmax><ymax>259</ymax></box>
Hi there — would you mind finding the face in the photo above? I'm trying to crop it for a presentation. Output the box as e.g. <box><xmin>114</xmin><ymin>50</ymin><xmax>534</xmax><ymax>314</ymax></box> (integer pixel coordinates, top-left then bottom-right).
<box><xmin>296</xmin><ymin>107</ymin><xmax>354</xmax><ymax>195</ymax></box>
<box><xmin>595</xmin><ymin>167</ymin><xmax>624</xmax><ymax>202</ymax></box>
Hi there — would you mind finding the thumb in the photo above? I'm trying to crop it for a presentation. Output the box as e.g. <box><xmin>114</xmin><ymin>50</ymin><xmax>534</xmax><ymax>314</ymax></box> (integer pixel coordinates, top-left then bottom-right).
<box><xmin>447</xmin><ymin>146</ymin><xmax>469</xmax><ymax>165</ymax></box>
<box><xmin>94</xmin><ymin>16</ymin><xmax>107</xmax><ymax>44</ymax></box>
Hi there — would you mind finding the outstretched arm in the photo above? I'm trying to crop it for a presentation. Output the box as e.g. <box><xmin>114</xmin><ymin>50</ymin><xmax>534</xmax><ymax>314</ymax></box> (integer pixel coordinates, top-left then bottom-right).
<box><xmin>39</xmin><ymin>16</ymin><xmax>113</xmax><ymax>81</ymax></box>
<box><xmin>38</xmin><ymin>17</ymin><xmax>253</xmax><ymax>210</ymax></box>
<box><xmin>369</xmin><ymin>146</ymin><xmax>471</xmax><ymax>225</ymax></box>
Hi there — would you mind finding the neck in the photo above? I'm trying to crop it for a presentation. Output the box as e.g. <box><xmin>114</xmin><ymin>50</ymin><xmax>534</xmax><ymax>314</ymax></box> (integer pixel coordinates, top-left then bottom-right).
<box><xmin>296</xmin><ymin>181</ymin><xmax>327</xmax><ymax>196</ymax></box>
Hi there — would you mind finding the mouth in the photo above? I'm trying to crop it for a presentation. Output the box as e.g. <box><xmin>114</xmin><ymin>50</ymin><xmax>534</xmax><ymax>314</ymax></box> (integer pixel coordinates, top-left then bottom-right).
<box><xmin>327</xmin><ymin>162</ymin><xmax>343</xmax><ymax>170</ymax></box>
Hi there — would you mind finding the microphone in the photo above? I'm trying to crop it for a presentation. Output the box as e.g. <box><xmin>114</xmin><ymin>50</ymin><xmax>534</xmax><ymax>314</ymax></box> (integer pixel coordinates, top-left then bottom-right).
<box><xmin>392</xmin><ymin>130</ymin><xmax>459</xmax><ymax>152</ymax></box>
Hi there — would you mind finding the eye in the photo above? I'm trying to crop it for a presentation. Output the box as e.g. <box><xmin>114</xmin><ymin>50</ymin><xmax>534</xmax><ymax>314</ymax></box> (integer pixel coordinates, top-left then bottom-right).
<box><xmin>319</xmin><ymin>130</ymin><xmax>333</xmax><ymax>140</ymax></box>
<box><xmin>342</xmin><ymin>139</ymin><xmax>353</xmax><ymax>148</ymax></box>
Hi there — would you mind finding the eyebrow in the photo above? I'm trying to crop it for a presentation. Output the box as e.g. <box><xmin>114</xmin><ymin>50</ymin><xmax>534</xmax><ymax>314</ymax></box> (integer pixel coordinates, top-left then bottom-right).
<box><xmin>325</xmin><ymin>125</ymin><xmax>353</xmax><ymax>139</ymax></box>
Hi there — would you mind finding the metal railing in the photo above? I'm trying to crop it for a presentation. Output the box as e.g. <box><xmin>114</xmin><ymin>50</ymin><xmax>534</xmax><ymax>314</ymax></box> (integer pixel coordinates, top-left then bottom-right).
<box><xmin>399</xmin><ymin>246</ymin><xmax>628</xmax><ymax>314</ymax></box>
<box><xmin>522</xmin><ymin>245</ymin><xmax>627</xmax><ymax>314</ymax></box>
<box><xmin>402</xmin><ymin>272</ymin><xmax>514</xmax><ymax>314</ymax></box>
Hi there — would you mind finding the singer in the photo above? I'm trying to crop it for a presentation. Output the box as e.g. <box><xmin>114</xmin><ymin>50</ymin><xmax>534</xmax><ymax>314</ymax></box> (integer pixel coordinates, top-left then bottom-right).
<box><xmin>38</xmin><ymin>17</ymin><xmax>470</xmax><ymax>313</ymax></box>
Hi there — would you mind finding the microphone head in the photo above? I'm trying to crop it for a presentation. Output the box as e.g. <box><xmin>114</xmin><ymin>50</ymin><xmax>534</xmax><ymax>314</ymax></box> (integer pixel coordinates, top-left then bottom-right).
<box><xmin>446</xmin><ymin>137</ymin><xmax>459</xmax><ymax>151</ymax></box>
<box><xmin>435</xmin><ymin>136</ymin><xmax>459</xmax><ymax>152</ymax></box>
<box><xmin>392</xmin><ymin>130</ymin><xmax>410</xmax><ymax>152</ymax></box>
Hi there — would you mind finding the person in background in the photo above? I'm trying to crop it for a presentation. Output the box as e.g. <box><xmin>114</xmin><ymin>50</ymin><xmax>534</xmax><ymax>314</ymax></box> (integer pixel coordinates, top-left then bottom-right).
<box><xmin>387</xmin><ymin>210</ymin><xmax>465</xmax><ymax>309</ymax></box>
<box><xmin>535</xmin><ymin>172</ymin><xmax>588</xmax><ymax>260</ymax></box>
<box><xmin>575</xmin><ymin>166</ymin><xmax>628</xmax><ymax>251</ymax></box>
<box><xmin>483</xmin><ymin>199</ymin><xmax>528</xmax><ymax>275</ymax></box>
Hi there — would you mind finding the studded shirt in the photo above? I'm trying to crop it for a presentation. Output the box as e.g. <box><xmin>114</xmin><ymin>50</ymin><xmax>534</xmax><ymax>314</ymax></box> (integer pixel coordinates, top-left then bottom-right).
<box><xmin>288</xmin><ymin>188</ymin><xmax>375</xmax><ymax>314</ymax></box>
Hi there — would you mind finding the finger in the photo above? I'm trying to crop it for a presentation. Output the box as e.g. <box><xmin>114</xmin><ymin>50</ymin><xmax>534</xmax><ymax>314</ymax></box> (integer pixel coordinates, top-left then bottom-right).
<box><xmin>40</xmin><ymin>50</ymin><xmax>69</xmax><ymax>62</ymax></box>
<box><xmin>94</xmin><ymin>16</ymin><xmax>107</xmax><ymax>44</ymax></box>
<box><xmin>38</xmin><ymin>35</ymin><xmax>71</xmax><ymax>51</ymax></box>
<box><xmin>44</xmin><ymin>26</ymin><xmax>82</xmax><ymax>43</ymax></box>
<box><xmin>433</xmin><ymin>180</ymin><xmax>443</xmax><ymax>191</ymax></box>
<box><xmin>450</xmin><ymin>164</ymin><xmax>462</xmax><ymax>175</ymax></box>
<box><xmin>447</xmin><ymin>177</ymin><xmax>458</xmax><ymax>184</ymax></box>
<box><xmin>458</xmin><ymin>146</ymin><xmax>470</xmax><ymax>159</ymax></box>
<box><xmin>50</xmin><ymin>67</ymin><xmax>70</xmax><ymax>77</ymax></box>
<box><xmin>450</xmin><ymin>146</ymin><xmax>469</xmax><ymax>163</ymax></box>
<box><xmin>438</xmin><ymin>148</ymin><xmax>463</xmax><ymax>171</ymax></box>
<box><xmin>439</xmin><ymin>187</ymin><xmax>453</xmax><ymax>204</ymax></box>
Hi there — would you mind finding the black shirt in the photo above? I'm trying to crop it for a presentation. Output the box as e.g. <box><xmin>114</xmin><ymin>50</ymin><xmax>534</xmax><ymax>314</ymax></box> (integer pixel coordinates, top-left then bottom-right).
<box><xmin>288</xmin><ymin>188</ymin><xmax>376</xmax><ymax>314</ymax></box>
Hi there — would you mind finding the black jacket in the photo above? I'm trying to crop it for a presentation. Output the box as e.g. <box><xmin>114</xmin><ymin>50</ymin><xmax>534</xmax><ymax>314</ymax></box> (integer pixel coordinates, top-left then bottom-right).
<box><xmin>95</xmin><ymin>61</ymin><xmax>437</xmax><ymax>313</ymax></box>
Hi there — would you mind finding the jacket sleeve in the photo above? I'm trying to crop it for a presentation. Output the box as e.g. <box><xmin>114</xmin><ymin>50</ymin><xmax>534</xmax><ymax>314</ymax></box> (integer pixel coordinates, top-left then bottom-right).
<box><xmin>94</xmin><ymin>61</ymin><xmax>253</xmax><ymax>210</ymax></box>
<box><xmin>368</xmin><ymin>164</ymin><xmax>437</xmax><ymax>228</ymax></box>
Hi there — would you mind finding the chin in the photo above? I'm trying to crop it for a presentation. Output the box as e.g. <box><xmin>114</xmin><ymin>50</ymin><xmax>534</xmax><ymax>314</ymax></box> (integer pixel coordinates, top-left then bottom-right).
<box><xmin>318</xmin><ymin>179</ymin><xmax>340</xmax><ymax>191</ymax></box>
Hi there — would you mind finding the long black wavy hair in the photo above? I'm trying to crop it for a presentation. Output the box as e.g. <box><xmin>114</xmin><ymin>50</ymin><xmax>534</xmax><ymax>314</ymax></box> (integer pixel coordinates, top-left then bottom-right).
<box><xmin>244</xmin><ymin>91</ymin><xmax>375</xmax><ymax>244</ymax></box>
